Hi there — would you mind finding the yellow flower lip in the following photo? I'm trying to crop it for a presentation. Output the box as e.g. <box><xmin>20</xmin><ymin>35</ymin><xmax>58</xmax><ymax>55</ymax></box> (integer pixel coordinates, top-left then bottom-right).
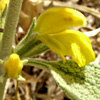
<box><xmin>38</xmin><ymin>30</ymin><xmax>95</xmax><ymax>67</ymax></box>
<box><xmin>33</xmin><ymin>7</ymin><xmax>87</xmax><ymax>35</ymax></box>
<box><xmin>4</xmin><ymin>53</ymin><xmax>23</xmax><ymax>78</ymax></box>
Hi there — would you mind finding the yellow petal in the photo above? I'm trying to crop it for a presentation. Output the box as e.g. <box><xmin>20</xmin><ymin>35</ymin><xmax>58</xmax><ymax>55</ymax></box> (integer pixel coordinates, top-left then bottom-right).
<box><xmin>0</xmin><ymin>0</ymin><xmax>9</xmax><ymax>13</ymax></box>
<box><xmin>0</xmin><ymin>0</ymin><xmax>5</xmax><ymax>11</ymax></box>
<box><xmin>4</xmin><ymin>53</ymin><xmax>23</xmax><ymax>78</ymax></box>
<box><xmin>34</xmin><ymin>7</ymin><xmax>86</xmax><ymax>35</ymax></box>
<box><xmin>4</xmin><ymin>0</ymin><xmax>9</xmax><ymax>3</ymax></box>
<box><xmin>38</xmin><ymin>30</ymin><xmax>95</xmax><ymax>67</ymax></box>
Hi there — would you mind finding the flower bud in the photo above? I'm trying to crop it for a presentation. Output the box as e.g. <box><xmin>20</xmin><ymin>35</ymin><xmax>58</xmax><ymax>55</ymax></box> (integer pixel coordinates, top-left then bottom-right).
<box><xmin>4</xmin><ymin>53</ymin><xmax>23</xmax><ymax>78</ymax></box>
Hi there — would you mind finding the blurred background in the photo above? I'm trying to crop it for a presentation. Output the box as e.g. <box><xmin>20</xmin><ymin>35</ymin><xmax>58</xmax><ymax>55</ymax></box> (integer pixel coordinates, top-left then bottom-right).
<box><xmin>4</xmin><ymin>0</ymin><xmax>100</xmax><ymax>100</ymax></box>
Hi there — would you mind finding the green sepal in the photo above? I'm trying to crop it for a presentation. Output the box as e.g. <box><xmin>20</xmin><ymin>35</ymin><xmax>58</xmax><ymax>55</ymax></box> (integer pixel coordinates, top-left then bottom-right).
<box><xmin>15</xmin><ymin>33</ymin><xmax>49</xmax><ymax>58</ymax></box>
<box><xmin>17</xmin><ymin>75</ymin><xmax>26</xmax><ymax>82</ymax></box>
<box><xmin>21</xmin><ymin>59</ymin><xmax>28</xmax><ymax>65</ymax></box>
<box><xmin>26</xmin><ymin>58</ymin><xmax>100</xmax><ymax>100</ymax></box>
<box><xmin>14</xmin><ymin>18</ymin><xmax>49</xmax><ymax>58</ymax></box>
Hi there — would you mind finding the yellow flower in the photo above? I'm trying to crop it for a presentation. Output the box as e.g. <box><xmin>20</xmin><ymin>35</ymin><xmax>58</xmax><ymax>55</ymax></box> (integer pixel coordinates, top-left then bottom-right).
<box><xmin>0</xmin><ymin>0</ymin><xmax>9</xmax><ymax>12</ymax></box>
<box><xmin>4</xmin><ymin>53</ymin><xmax>23</xmax><ymax>78</ymax></box>
<box><xmin>33</xmin><ymin>7</ymin><xmax>95</xmax><ymax>67</ymax></box>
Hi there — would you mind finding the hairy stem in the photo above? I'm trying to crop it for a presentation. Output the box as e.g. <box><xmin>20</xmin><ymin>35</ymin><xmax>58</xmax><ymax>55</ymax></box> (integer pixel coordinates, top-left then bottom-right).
<box><xmin>0</xmin><ymin>0</ymin><xmax>23</xmax><ymax>59</ymax></box>
<box><xmin>0</xmin><ymin>0</ymin><xmax>23</xmax><ymax>99</ymax></box>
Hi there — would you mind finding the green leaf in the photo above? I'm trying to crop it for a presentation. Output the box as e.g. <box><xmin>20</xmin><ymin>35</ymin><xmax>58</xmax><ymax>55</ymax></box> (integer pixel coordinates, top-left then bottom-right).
<box><xmin>26</xmin><ymin>58</ymin><xmax>100</xmax><ymax>100</ymax></box>
<box><xmin>49</xmin><ymin>61</ymin><xmax>100</xmax><ymax>100</ymax></box>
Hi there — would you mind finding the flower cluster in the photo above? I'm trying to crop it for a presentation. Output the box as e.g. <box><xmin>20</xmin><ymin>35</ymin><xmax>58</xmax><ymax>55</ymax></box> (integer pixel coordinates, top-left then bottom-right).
<box><xmin>3</xmin><ymin>7</ymin><xmax>95</xmax><ymax>79</ymax></box>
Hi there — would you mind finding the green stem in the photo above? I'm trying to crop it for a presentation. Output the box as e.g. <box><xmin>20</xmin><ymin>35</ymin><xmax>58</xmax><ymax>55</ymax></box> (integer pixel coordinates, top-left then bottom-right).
<box><xmin>0</xmin><ymin>0</ymin><xmax>23</xmax><ymax>99</ymax></box>
<box><xmin>0</xmin><ymin>0</ymin><xmax>23</xmax><ymax>59</ymax></box>
<box><xmin>15</xmin><ymin>80</ymin><xmax>18</xmax><ymax>100</ymax></box>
